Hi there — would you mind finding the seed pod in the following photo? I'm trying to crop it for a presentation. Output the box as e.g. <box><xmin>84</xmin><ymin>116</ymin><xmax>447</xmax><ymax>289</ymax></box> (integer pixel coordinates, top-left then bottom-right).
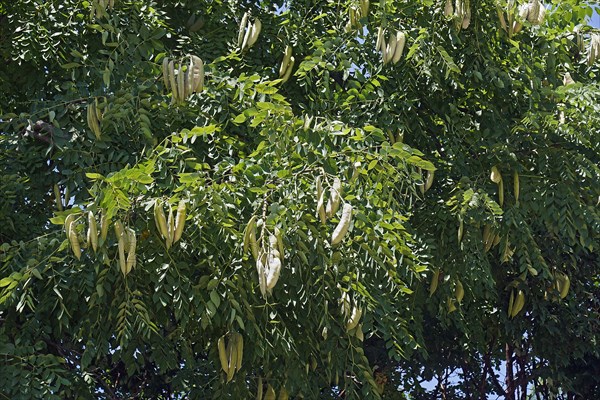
<box><xmin>218</xmin><ymin>336</ymin><xmax>229</xmax><ymax>374</ymax></box>
<box><xmin>162</xmin><ymin>57</ymin><xmax>170</xmax><ymax>90</ymax></box>
<box><xmin>429</xmin><ymin>269</ymin><xmax>440</xmax><ymax>296</ymax></box>
<box><xmin>54</xmin><ymin>184</ymin><xmax>63</xmax><ymax>211</ymax></box>
<box><xmin>536</xmin><ymin>4</ymin><xmax>546</xmax><ymax>25</ymax></box>
<box><xmin>511</xmin><ymin>290</ymin><xmax>525</xmax><ymax>317</ymax></box>
<box><xmin>384</xmin><ymin>32</ymin><xmax>397</xmax><ymax>65</ymax></box>
<box><xmin>392</xmin><ymin>31</ymin><xmax>406</xmax><ymax>64</ymax></box>
<box><xmin>274</xmin><ymin>228</ymin><xmax>284</xmax><ymax>263</ymax></box>
<box><xmin>498</xmin><ymin>179</ymin><xmax>504</xmax><ymax>207</ymax></box>
<box><xmin>527</xmin><ymin>0</ymin><xmax>540</xmax><ymax>23</ymax></box>
<box><xmin>424</xmin><ymin>169</ymin><xmax>434</xmax><ymax>191</ymax></box>
<box><xmin>189</xmin><ymin>15</ymin><xmax>204</xmax><ymax>32</ymax></box>
<box><xmin>154</xmin><ymin>201</ymin><xmax>169</xmax><ymax>241</ymax></box>
<box><xmin>360</xmin><ymin>0</ymin><xmax>369</xmax><ymax>17</ymax></box>
<box><xmin>317</xmin><ymin>190</ymin><xmax>327</xmax><ymax>225</ymax></box>
<box><xmin>190</xmin><ymin>55</ymin><xmax>204</xmax><ymax>92</ymax></box>
<box><xmin>346</xmin><ymin>306</ymin><xmax>362</xmax><ymax>331</ymax></box>
<box><xmin>455</xmin><ymin>279</ymin><xmax>464</xmax><ymax>303</ymax></box>
<box><xmin>264</xmin><ymin>385</ymin><xmax>276</xmax><ymax>400</ymax></box>
<box><xmin>280</xmin><ymin>56</ymin><xmax>295</xmax><ymax>83</ymax></box>
<box><xmin>238</xmin><ymin>12</ymin><xmax>249</xmax><ymax>48</ymax></box>
<box><xmin>490</xmin><ymin>166</ymin><xmax>502</xmax><ymax>183</ymax></box>
<box><xmin>507</xmin><ymin>289</ymin><xmax>515</xmax><ymax>317</ymax></box>
<box><xmin>173</xmin><ymin>200</ymin><xmax>186</xmax><ymax>243</ymax></box>
<box><xmin>444</xmin><ymin>0</ymin><xmax>454</xmax><ymax>17</ymax></box>
<box><xmin>457</xmin><ymin>217</ymin><xmax>464</xmax><ymax>243</ymax></box>
<box><xmin>497</xmin><ymin>7</ymin><xmax>507</xmax><ymax>31</ymax></box>
<box><xmin>375</xmin><ymin>26</ymin><xmax>384</xmax><ymax>53</ymax></box>
<box><xmin>257</xmin><ymin>251</ymin><xmax>267</xmax><ymax>296</ymax></box>
<box><xmin>68</xmin><ymin>221</ymin><xmax>81</xmax><ymax>260</ymax></box>
<box><xmin>256</xmin><ymin>377</ymin><xmax>263</xmax><ymax>400</ymax></box>
<box><xmin>278</xmin><ymin>388</ymin><xmax>289</xmax><ymax>400</ymax></box>
<box><xmin>125</xmin><ymin>228</ymin><xmax>136</xmax><ymax>274</ymax></box>
<box><xmin>166</xmin><ymin>205</ymin><xmax>174</xmax><ymax>249</ymax></box>
<box><xmin>177</xmin><ymin>62</ymin><xmax>185</xmax><ymax>103</ymax></box>
<box><xmin>279</xmin><ymin>45</ymin><xmax>293</xmax><ymax>77</ymax></box>
<box><xmin>118</xmin><ymin>228</ymin><xmax>127</xmax><ymax>276</ymax></box>
<box><xmin>100</xmin><ymin>212</ymin><xmax>109</xmax><ymax>245</ymax></box>
<box><xmin>513</xmin><ymin>171</ymin><xmax>520</xmax><ymax>204</ymax></box>
<box><xmin>114</xmin><ymin>219</ymin><xmax>123</xmax><ymax>237</ymax></box>
<box><xmin>331</xmin><ymin>204</ymin><xmax>353</xmax><ymax>245</ymax></box>
<box><xmin>87</xmin><ymin>211</ymin><xmax>98</xmax><ymax>253</ymax></box>
<box><xmin>226</xmin><ymin>335</ymin><xmax>237</xmax><ymax>382</ymax></box>
<box><xmin>447</xmin><ymin>297</ymin><xmax>457</xmax><ymax>313</ymax></box>
<box><xmin>326</xmin><ymin>177</ymin><xmax>342</xmax><ymax>217</ymax></box>
<box><xmin>235</xmin><ymin>333</ymin><xmax>243</xmax><ymax>372</ymax></box>
<box><xmin>243</xmin><ymin>215</ymin><xmax>257</xmax><ymax>256</ymax></box>
<box><xmin>168</xmin><ymin>60</ymin><xmax>178</xmax><ymax>103</ymax></box>
<box><xmin>247</xmin><ymin>19</ymin><xmax>261</xmax><ymax>48</ymax></box>
<box><xmin>559</xmin><ymin>273</ymin><xmax>570</xmax><ymax>299</ymax></box>
<box><xmin>461</xmin><ymin>0</ymin><xmax>471</xmax><ymax>29</ymax></box>
<box><xmin>265</xmin><ymin>251</ymin><xmax>282</xmax><ymax>291</ymax></box>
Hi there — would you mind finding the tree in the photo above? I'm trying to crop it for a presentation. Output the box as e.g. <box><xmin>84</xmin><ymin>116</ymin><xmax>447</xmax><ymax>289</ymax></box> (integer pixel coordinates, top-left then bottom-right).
<box><xmin>1</xmin><ymin>0</ymin><xmax>599</xmax><ymax>398</ymax></box>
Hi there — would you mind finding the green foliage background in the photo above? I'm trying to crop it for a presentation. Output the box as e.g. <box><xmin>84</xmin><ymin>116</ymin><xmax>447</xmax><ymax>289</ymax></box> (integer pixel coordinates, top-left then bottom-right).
<box><xmin>0</xmin><ymin>0</ymin><xmax>599</xmax><ymax>399</ymax></box>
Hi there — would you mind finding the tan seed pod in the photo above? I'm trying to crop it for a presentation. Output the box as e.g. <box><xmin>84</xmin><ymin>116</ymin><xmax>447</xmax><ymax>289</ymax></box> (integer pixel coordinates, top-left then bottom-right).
<box><xmin>257</xmin><ymin>251</ymin><xmax>267</xmax><ymax>296</ymax></box>
<box><xmin>384</xmin><ymin>32</ymin><xmax>397</xmax><ymax>65</ymax></box>
<box><xmin>87</xmin><ymin>211</ymin><xmax>98</xmax><ymax>253</ymax></box>
<box><xmin>177</xmin><ymin>62</ymin><xmax>185</xmax><ymax>103</ymax></box>
<box><xmin>173</xmin><ymin>200</ymin><xmax>186</xmax><ymax>243</ymax></box>
<box><xmin>326</xmin><ymin>177</ymin><xmax>342</xmax><ymax>217</ymax></box>
<box><xmin>375</xmin><ymin>26</ymin><xmax>384</xmax><ymax>53</ymax></box>
<box><xmin>247</xmin><ymin>19</ymin><xmax>262</xmax><ymax>48</ymax></box>
<box><xmin>100</xmin><ymin>212</ymin><xmax>109</xmax><ymax>245</ymax></box>
<box><xmin>125</xmin><ymin>228</ymin><xmax>136</xmax><ymax>274</ymax></box>
<box><xmin>154</xmin><ymin>201</ymin><xmax>169</xmax><ymax>241</ymax></box>
<box><xmin>190</xmin><ymin>55</ymin><xmax>204</xmax><ymax>92</ymax></box>
<box><xmin>444</xmin><ymin>0</ymin><xmax>454</xmax><ymax>17</ymax></box>
<box><xmin>118</xmin><ymin>228</ymin><xmax>127</xmax><ymax>276</ymax></box>
<box><xmin>392</xmin><ymin>31</ymin><xmax>406</xmax><ymax>64</ymax></box>
<box><xmin>243</xmin><ymin>215</ymin><xmax>258</xmax><ymax>258</ymax></box>
<box><xmin>238</xmin><ymin>12</ymin><xmax>249</xmax><ymax>48</ymax></box>
<box><xmin>68</xmin><ymin>221</ymin><xmax>81</xmax><ymax>260</ymax></box>
<box><xmin>317</xmin><ymin>190</ymin><xmax>327</xmax><ymax>224</ymax></box>
<box><xmin>168</xmin><ymin>60</ymin><xmax>178</xmax><ymax>104</ymax></box>
<box><xmin>265</xmin><ymin>250</ymin><xmax>282</xmax><ymax>292</ymax></box>
<box><xmin>331</xmin><ymin>203</ymin><xmax>353</xmax><ymax>245</ymax></box>
<box><xmin>166</xmin><ymin>205</ymin><xmax>174</xmax><ymax>249</ymax></box>
<box><xmin>360</xmin><ymin>0</ymin><xmax>369</xmax><ymax>17</ymax></box>
<box><xmin>280</xmin><ymin>56</ymin><xmax>295</xmax><ymax>83</ymax></box>
<box><xmin>490</xmin><ymin>166</ymin><xmax>502</xmax><ymax>183</ymax></box>
<box><xmin>346</xmin><ymin>306</ymin><xmax>362</xmax><ymax>331</ymax></box>
<box><xmin>162</xmin><ymin>57</ymin><xmax>170</xmax><ymax>90</ymax></box>
<box><xmin>279</xmin><ymin>45</ymin><xmax>293</xmax><ymax>78</ymax></box>
<box><xmin>53</xmin><ymin>184</ymin><xmax>63</xmax><ymax>211</ymax></box>
<box><xmin>424</xmin><ymin>169</ymin><xmax>434</xmax><ymax>191</ymax></box>
<box><xmin>497</xmin><ymin>7</ymin><xmax>507</xmax><ymax>31</ymax></box>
